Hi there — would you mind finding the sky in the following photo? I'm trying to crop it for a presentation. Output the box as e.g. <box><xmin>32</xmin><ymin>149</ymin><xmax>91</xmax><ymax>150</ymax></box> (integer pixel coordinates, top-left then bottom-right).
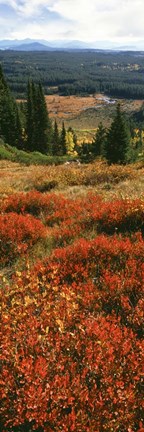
<box><xmin>0</xmin><ymin>0</ymin><xmax>144</xmax><ymax>47</ymax></box>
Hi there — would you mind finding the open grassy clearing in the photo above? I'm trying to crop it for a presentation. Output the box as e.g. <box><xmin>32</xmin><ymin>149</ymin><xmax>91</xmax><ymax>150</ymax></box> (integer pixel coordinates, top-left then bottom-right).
<box><xmin>45</xmin><ymin>94</ymin><xmax>144</xmax><ymax>141</ymax></box>
<box><xmin>0</xmin><ymin>159</ymin><xmax>144</xmax><ymax>200</ymax></box>
<box><xmin>18</xmin><ymin>92</ymin><xmax>143</xmax><ymax>142</ymax></box>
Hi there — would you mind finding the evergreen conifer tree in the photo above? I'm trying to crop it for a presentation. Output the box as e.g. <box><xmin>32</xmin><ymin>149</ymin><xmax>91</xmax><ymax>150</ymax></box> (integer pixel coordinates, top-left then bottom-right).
<box><xmin>105</xmin><ymin>103</ymin><xmax>130</xmax><ymax>164</ymax></box>
<box><xmin>26</xmin><ymin>81</ymin><xmax>52</xmax><ymax>154</ymax></box>
<box><xmin>52</xmin><ymin>119</ymin><xmax>60</xmax><ymax>155</ymax></box>
<box><xmin>0</xmin><ymin>65</ymin><xmax>7</xmax><ymax>89</ymax></box>
<box><xmin>36</xmin><ymin>83</ymin><xmax>52</xmax><ymax>153</ymax></box>
<box><xmin>91</xmin><ymin>122</ymin><xmax>106</xmax><ymax>157</ymax></box>
<box><xmin>26</xmin><ymin>79</ymin><xmax>35</xmax><ymax>151</ymax></box>
<box><xmin>15</xmin><ymin>105</ymin><xmax>23</xmax><ymax>148</ymax></box>
<box><xmin>60</xmin><ymin>121</ymin><xmax>67</xmax><ymax>155</ymax></box>
<box><xmin>0</xmin><ymin>65</ymin><xmax>22</xmax><ymax>147</ymax></box>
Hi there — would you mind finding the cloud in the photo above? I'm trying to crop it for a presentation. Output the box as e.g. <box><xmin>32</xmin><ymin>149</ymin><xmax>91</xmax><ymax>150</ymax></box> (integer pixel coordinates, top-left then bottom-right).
<box><xmin>49</xmin><ymin>0</ymin><xmax>144</xmax><ymax>41</ymax></box>
<box><xmin>0</xmin><ymin>0</ymin><xmax>59</xmax><ymax>18</ymax></box>
<box><xmin>0</xmin><ymin>0</ymin><xmax>74</xmax><ymax>40</ymax></box>
<box><xmin>0</xmin><ymin>0</ymin><xmax>144</xmax><ymax>43</ymax></box>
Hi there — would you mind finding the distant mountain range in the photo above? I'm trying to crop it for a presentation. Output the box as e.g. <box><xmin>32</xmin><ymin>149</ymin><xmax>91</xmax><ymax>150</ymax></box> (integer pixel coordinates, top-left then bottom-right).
<box><xmin>0</xmin><ymin>38</ymin><xmax>144</xmax><ymax>51</ymax></box>
<box><xmin>9</xmin><ymin>42</ymin><xmax>55</xmax><ymax>52</ymax></box>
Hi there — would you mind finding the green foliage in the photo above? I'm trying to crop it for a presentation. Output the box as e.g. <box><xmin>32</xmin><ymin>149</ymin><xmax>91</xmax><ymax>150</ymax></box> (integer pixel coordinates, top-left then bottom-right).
<box><xmin>59</xmin><ymin>121</ymin><xmax>67</xmax><ymax>155</ymax></box>
<box><xmin>1</xmin><ymin>50</ymin><xmax>144</xmax><ymax>99</ymax></box>
<box><xmin>0</xmin><ymin>140</ymin><xmax>77</xmax><ymax>165</ymax></box>
<box><xmin>26</xmin><ymin>80</ymin><xmax>52</xmax><ymax>154</ymax></box>
<box><xmin>131</xmin><ymin>103</ymin><xmax>144</xmax><ymax>129</ymax></box>
<box><xmin>105</xmin><ymin>103</ymin><xmax>131</xmax><ymax>164</ymax></box>
<box><xmin>26</xmin><ymin>79</ymin><xmax>34</xmax><ymax>151</ymax></box>
<box><xmin>78</xmin><ymin>106</ymin><xmax>137</xmax><ymax>164</ymax></box>
<box><xmin>77</xmin><ymin>142</ymin><xmax>93</xmax><ymax>163</ymax></box>
<box><xmin>91</xmin><ymin>122</ymin><xmax>106</xmax><ymax>157</ymax></box>
<box><xmin>0</xmin><ymin>139</ymin><xmax>13</xmax><ymax>160</ymax></box>
<box><xmin>0</xmin><ymin>65</ymin><xmax>22</xmax><ymax>148</ymax></box>
<box><xmin>0</xmin><ymin>67</ymin><xmax>76</xmax><ymax>158</ymax></box>
<box><xmin>0</xmin><ymin>64</ymin><xmax>142</xmax><ymax>163</ymax></box>
<box><xmin>52</xmin><ymin>119</ymin><xmax>60</xmax><ymax>155</ymax></box>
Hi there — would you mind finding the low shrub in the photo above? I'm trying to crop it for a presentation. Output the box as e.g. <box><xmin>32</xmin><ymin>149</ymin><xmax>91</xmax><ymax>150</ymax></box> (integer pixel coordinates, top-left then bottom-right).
<box><xmin>1</xmin><ymin>231</ymin><xmax>144</xmax><ymax>431</ymax></box>
<box><xmin>0</xmin><ymin>212</ymin><xmax>46</xmax><ymax>266</ymax></box>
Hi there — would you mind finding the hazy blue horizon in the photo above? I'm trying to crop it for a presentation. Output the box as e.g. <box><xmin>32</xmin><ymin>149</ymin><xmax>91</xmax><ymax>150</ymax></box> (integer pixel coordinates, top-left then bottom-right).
<box><xmin>0</xmin><ymin>38</ymin><xmax>144</xmax><ymax>52</ymax></box>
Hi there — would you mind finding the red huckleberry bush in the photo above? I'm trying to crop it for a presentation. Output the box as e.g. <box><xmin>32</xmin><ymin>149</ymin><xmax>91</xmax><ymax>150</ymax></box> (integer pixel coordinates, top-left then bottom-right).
<box><xmin>0</xmin><ymin>212</ymin><xmax>47</xmax><ymax>266</ymax></box>
<box><xmin>0</xmin><ymin>188</ymin><xmax>144</xmax><ymax>431</ymax></box>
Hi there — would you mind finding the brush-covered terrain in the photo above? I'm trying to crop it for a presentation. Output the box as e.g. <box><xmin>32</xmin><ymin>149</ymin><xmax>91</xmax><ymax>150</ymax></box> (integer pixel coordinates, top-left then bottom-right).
<box><xmin>1</xmin><ymin>158</ymin><xmax>144</xmax><ymax>432</ymax></box>
<box><xmin>1</xmin><ymin>26</ymin><xmax>144</xmax><ymax>432</ymax></box>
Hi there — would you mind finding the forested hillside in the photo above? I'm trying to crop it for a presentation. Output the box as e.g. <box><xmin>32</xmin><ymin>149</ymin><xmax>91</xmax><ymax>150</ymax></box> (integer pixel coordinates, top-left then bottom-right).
<box><xmin>0</xmin><ymin>50</ymin><xmax>144</xmax><ymax>99</ymax></box>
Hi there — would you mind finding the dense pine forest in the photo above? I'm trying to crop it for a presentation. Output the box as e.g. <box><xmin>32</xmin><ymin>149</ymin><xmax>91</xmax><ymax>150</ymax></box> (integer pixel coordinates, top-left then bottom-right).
<box><xmin>1</xmin><ymin>50</ymin><xmax>144</xmax><ymax>99</ymax></box>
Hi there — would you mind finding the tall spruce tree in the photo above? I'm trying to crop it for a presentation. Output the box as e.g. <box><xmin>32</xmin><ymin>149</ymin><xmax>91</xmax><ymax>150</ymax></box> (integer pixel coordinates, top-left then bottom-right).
<box><xmin>0</xmin><ymin>65</ymin><xmax>22</xmax><ymax>147</ymax></box>
<box><xmin>105</xmin><ymin>103</ymin><xmax>130</xmax><ymax>164</ymax></box>
<box><xmin>26</xmin><ymin>81</ymin><xmax>52</xmax><ymax>154</ymax></box>
<box><xmin>0</xmin><ymin>65</ymin><xmax>7</xmax><ymax>89</ymax></box>
<box><xmin>60</xmin><ymin>121</ymin><xmax>67</xmax><ymax>155</ymax></box>
<box><xmin>36</xmin><ymin>83</ymin><xmax>52</xmax><ymax>153</ymax></box>
<box><xmin>26</xmin><ymin>79</ymin><xmax>35</xmax><ymax>151</ymax></box>
<box><xmin>91</xmin><ymin>122</ymin><xmax>106</xmax><ymax>158</ymax></box>
<box><xmin>52</xmin><ymin>119</ymin><xmax>60</xmax><ymax>155</ymax></box>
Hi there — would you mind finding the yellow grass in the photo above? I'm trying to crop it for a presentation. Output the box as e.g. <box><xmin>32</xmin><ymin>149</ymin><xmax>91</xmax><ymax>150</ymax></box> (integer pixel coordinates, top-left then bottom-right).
<box><xmin>0</xmin><ymin>160</ymin><xmax>143</xmax><ymax>201</ymax></box>
<box><xmin>45</xmin><ymin>94</ymin><xmax>143</xmax><ymax>122</ymax></box>
<box><xmin>44</xmin><ymin>94</ymin><xmax>144</xmax><ymax>141</ymax></box>
<box><xmin>46</xmin><ymin>94</ymin><xmax>105</xmax><ymax>119</ymax></box>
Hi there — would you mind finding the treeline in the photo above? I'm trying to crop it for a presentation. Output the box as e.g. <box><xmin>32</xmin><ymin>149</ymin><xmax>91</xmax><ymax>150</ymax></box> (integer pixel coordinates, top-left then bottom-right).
<box><xmin>1</xmin><ymin>50</ymin><xmax>144</xmax><ymax>99</ymax></box>
<box><xmin>0</xmin><ymin>65</ymin><xmax>22</xmax><ymax>148</ymax></box>
<box><xmin>77</xmin><ymin>105</ymin><xmax>133</xmax><ymax>164</ymax></box>
<box><xmin>79</xmin><ymin>102</ymin><xmax>144</xmax><ymax>164</ymax></box>
<box><xmin>23</xmin><ymin>81</ymin><xmax>77</xmax><ymax>156</ymax></box>
<box><xmin>59</xmin><ymin>81</ymin><xmax>144</xmax><ymax>99</ymax></box>
<box><xmin>0</xmin><ymin>66</ymin><xmax>143</xmax><ymax>164</ymax></box>
<box><xmin>0</xmin><ymin>66</ymin><xmax>77</xmax><ymax>157</ymax></box>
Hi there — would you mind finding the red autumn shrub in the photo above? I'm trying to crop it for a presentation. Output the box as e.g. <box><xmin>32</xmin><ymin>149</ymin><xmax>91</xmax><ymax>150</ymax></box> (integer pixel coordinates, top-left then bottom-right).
<box><xmin>35</xmin><ymin>233</ymin><xmax>144</xmax><ymax>330</ymax></box>
<box><xmin>1</xmin><ymin>192</ymin><xmax>144</xmax><ymax>236</ymax></box>
<box><xmin>96</xmin><ymin>199</ymin><xmax>144</xmax><ymax>234</ymax></box>
<box><xmin>1</xmin><ymin>269</ymin><xmax>143</xmax><ymax>431</ymax></box>
<box><xmin>1</xmin><ymin>189</ymin><xmax>144</xmax><ymax>431</ymax></box>
<box><xmin>0</xmin><ymin>190</ymin><xmax>68</xmax><ymax>218</ymax></box>
<box><xmin>0</xmin><ymin>212</ymin><xmax>46</xmax><ymax>266</ymax></box>
<box><xmin>48</xmin><ymin>196</ymin><xmax>144</xmax><ymax>242</ymax></box>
